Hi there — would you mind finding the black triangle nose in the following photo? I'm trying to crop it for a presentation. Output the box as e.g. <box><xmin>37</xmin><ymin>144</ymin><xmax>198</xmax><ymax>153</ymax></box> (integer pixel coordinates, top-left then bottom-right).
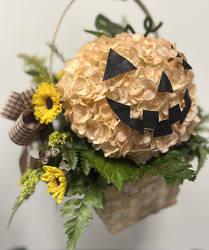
<box><xmin>157</xmin><ymin>71</ymin><xmax>173</xmax><ymax>93</ymax></box>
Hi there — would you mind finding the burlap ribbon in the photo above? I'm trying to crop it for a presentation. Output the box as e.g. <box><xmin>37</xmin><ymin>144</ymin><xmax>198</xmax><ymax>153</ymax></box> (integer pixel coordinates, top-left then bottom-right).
<box><xmin>0</xmin><ymin>87</ymin><xmax>53</xmax><ymax>173</ymax></box>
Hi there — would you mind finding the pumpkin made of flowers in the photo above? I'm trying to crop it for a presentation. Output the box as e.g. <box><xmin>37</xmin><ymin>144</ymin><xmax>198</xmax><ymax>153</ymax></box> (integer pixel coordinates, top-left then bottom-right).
<box><xmin>57</xmin><ymin>33</ymin><xmax>199</xmax><ymax>163</ymax></box>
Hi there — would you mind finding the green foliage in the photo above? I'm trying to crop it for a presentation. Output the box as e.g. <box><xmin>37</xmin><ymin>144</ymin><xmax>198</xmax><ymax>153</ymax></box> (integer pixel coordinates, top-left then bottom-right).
<box><xmin>65</xmin><ymin>135</ymin><xmax>89</xmax><ymax>151</ymax></box>
<box><xmin>82</xmin><ymin>149</ymin><xmax>137</xmax><ymax>191</ymax></box>
<box><xmin>61</xmin><ymin>197</ymin><xmax>93</xmax><ymax>250</ymax></box>
<box><xmin>61</xmin><ymin>186</ymin><xmax>105</xmax><ymax>250</ymax></box>
<box><xmin>85</xmin><ymin>14</ymin><xmax>135</xmax><ymax>37</ymax></box>
<box><xmin>47</xmin><ymin>42</ymin><xmax>65</xmax><ymax>63</ymax></box>
<box><xmin>85</xmin><ymin>188</ymin><xmax>106</xmax><ymax>209</ymax></box>
<box><xmin>177</xmin><ymin>134</ymin><xmax>209</xmax><ymax>174</ymax></box>
<box><xmin>66</xmin><ymin>176</ymin><xmax>85</xmax><ymax>197</ymax></box>
<box><xmin>198</xmin><ymin>146</ymin><xmax>209</xmax><ymax>173</ymax></box>
<box><xmin>132</xmin><ymin>151</ymin><xmax>196</xmax><ymax>185</ymax></box>
<box><xmin>85</xmin><ymin>14</ymin><xmax>163</xmax><ymax>38</ymax></box>
<box><xmin>8</xmin><ymin>196</ymin><xmax>21</xmax><ymax>227</ymax></box>
<box><xmin>65</xmin><ymin>150</ymin><xmax>78</xmax><ymax>170</ymax></box>
<box><xmin>18</xmin><ymin>54</ymin><xmax>51</xmax><ymax>84</ymax></box>
<box><xmin>176</xmin><ymin>108</ymin><xmax>209</xmax><ymax>173</ymax></box>
<box><xmin>9</xmin><ymin>169</ymin><xmax>43</xmax><ymax>227</ymax></box>
<box><xmin>195</xmin><ymin>106</ymin><xmax>209</xmax><ymax>132</ymax></box>
<box><xmin>80</xmin><ymin>154</ymin><xmax>91</xmax><ymax>176</ymax></box>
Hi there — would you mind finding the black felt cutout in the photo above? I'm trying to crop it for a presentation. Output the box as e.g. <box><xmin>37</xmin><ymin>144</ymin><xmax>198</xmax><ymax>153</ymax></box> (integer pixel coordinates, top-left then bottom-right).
<box><xmin>103</xmin><ymin>48</ymin><xmax>137</xmax><ymax>81</ymax></box>
<box><xmin>153</xmin><ymin>120</ymin><xmax>173</xmax><ymax>137</ymax></box>
<box><xmin>182</xmin><ymin>59</ymin><xmax>192</xmax><ymax>70</ymax></box>
<box><xmin>177</xmin><ymin>54</ymin><xmax>192</xmax><ymax>69</ymax></box>
<box><xmin>158</xmin><ymin>71</ymin><xmax>173</xmax><ymax>93</ymax></box>
<box><xmin>106</xmin><ymin>97</ymin><xmax>144</xmax><ymax>135</ymax></box>
<box><xmin>143</xmin><ymin>110</ymin><xmax>159</xmax><ymax>129</ymax></box>
<box><xmin>106</xmin><ymin>89</ymin><xmax>191</xmax><ymax>137</ymax></box>
<box><xmin>169</xmin><ymin>104</ymin><xmax>181</xmax><ymax>125</ymax></box>
<box><xmin>129</xmin><ymin>118</ymin><xmax>144</xmax><ymax>135</ymax></box>
<box><xmin>106</xmin><ymin>97</ymin><xmax>130</xmax><ymax>123</ymax></box>
<box><xmin>180</xmin><ymin>89</ymin><xmax>191</xmax><ymax>124</ymax></box>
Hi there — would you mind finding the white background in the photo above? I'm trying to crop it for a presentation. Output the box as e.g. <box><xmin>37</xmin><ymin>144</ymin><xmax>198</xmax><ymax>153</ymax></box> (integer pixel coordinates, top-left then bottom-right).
<box><xmin>0</xmin><ymin>0</ymin><xmax>209</xmax><ymax>250</ymax></box>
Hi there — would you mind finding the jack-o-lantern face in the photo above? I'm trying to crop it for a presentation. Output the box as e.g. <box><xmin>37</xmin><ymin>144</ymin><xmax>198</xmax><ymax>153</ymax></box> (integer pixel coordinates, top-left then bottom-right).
<box><xmin>103</xmin><ymin>48</ymin><xmax>192</xmax><ymax>137</ymax></box>
<box><xmin>57</xmin><ymin>33</ymin><xmax>199</xmax><ymax>163</ymax></box>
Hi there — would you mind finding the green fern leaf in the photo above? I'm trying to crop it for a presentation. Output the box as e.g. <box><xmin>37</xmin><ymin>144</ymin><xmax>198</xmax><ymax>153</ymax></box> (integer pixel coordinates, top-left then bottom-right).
<box><xmin>85</xmin><ymin>188</ymin><xmax>106</xmax><ymax>209</ymax></box>
<box><xmin>61</xmin><ymin>197</ymin><xmax>93</xmax><ymax>250</ymax></box>
<box><xmin>65</xmin><ymin>150</ymin><xmax>78</xmax><ymax>170</ymax></box>
<box><xmin>78</xmin><ymin>213</ymin><xmax>90</xmax><ymax>227</ymax></box>
<box><xmin>80</xmin><ymin>154</ymin><xmax>91</xmax><ymax>176</ymax></box>
<box><xmin>66</xmin><ymin>223</ymin><xmax>83</xmax><ymax>250</ymax></box>
<box><xmin>198</xmin><ymin>146</ymin><xmax>209</xmax><ymax>173</ymax></box>
<box><xmin>80</xmin><ymin>203</ymin><xmax>93</xmax><ymax>219</ymax></box>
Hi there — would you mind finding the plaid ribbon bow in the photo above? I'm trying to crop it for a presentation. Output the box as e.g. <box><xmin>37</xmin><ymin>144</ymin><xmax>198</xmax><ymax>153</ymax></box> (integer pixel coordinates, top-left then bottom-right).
<box><xmin>0</xmin><ymin>87</ymin><xmax>53</xmax><ymax>173</ymax></box>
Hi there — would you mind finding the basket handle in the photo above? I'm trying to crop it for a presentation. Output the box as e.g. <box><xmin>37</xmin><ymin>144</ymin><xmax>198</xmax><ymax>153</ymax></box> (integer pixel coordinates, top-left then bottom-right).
<box><xmin>49</xmin><ymin>0</ymin><xmax>159</xmax><ymax>77</ymax></box>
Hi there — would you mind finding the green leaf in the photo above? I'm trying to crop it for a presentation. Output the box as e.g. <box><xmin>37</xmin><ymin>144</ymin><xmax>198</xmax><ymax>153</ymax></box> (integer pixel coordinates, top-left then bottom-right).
<box><xmin>25</xmin><ymin>69</ymin><xmax>40</xmax><ymax>77</ymax></box>
<box><xmin>84</xmin><ymin>29</ymin><xmax>109</xmax><ymax>37</ymax></box>
<box><xmin>61</xmin><ymin>197</ymin><xmax>93</xmax><ymax>250</ymax></box>
<box><xmin>63</xmin><ymin>218</ymin><xmax>77</xmax><ymax>228</ymax></box>
<box><xmin>78</xmin><ymin>213</ymin><xmax>90</xmax><ymax>227</ymax></box>
<box><xmin>198</xmin><ymin>146</ymin><xmax>209</xmax><ymax>173</ymax></box>
<box><xmin>46</xmin><ymin>42</ymin><xmax>65</xmax><ymax>63</ymax></box>
<box><xmin>66</xmin><ymin>223</ymin><xmax>83</xmax><ymax>250</ymax></box>
<box><xmin>80</xmin><ymin>154</ymin><xmax>91</xmax><ymax>176</ymax></box>
<box><xmin>80</xmin><ymin>203</ymin><xmax>93</xmax><ymax>220</ymax></box>
<box><xmin>61</xmin><ymin>198</ymin><xmax>82</xmax><ymax>211</ymax></box>
<box><xmin>65</xmin><ymin>225</ymin><xmax>77</xmax><ymax>235</ymax></box>
<box><xmin>85</xmin><ymin>14</ymin><xmax>135</xmax><ymax>38</ymax></box>
<box><xmin>95</xmin><ymin>14</ymin><xmax>125</xmax><ymax>37</ymax></box>
<box><xmin>65</xmin><ymin>136</ymin><xmax>89</xmax><ymax>151</ymax></box>
<box><xmin>61</xmin><ymin>208</ymin><xmax>79</xmax><ymax>218</ymax></box>
<box><xmin>65</xmin><ymin>150</ymin><xmax>78</xmax><ymax>170</ymax></box>
<box><xmin>82</xmin><ymin>149</ymin><xmax>137</xmax><ymax>191</ymax></box>
<box><xmin>65</xmin><ymin>178</ymin><xmax>85</xmax><ymax>197</ymax></box>
<box><xmin>132</xmin><ymin>151</ymin><xmax>196</xmax><ymax>185</ymax></box>
<box><xmin>85</xmin><ymin>189</ymin><xmax>106</xmax><ymax>209</ymax></box>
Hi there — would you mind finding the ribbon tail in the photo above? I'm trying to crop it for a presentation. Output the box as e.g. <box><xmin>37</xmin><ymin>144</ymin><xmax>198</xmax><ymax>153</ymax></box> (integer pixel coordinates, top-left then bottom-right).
<box><xmin>19</xmin><ymin>146</ymin><xmax>43</xmax><ymax>174</ymax></box>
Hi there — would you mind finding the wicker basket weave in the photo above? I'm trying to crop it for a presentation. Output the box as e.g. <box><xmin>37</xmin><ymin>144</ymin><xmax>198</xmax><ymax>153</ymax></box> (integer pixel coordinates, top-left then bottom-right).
<box><xmin>96</xmin><ymin>173</ymin><xmax>179</xmax><ymax>234</ymax></box>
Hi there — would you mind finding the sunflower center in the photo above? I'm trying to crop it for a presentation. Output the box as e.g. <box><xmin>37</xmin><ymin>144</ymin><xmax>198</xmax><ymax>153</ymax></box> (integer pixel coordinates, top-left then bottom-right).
<box><xmin>46</xmin><ymin>98</ymin><xmax>53</xmax><ymax>109</ymax></box>
<box><xmin>56</xmin><ymin>178</ymin><xmax>61</xmax><ymax>186</ymax></box>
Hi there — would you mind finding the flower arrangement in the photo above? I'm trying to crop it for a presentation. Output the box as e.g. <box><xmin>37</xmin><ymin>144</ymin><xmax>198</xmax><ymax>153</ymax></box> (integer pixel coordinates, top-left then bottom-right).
<box><xmin>1</xmin><ymin>1</ymin><xmax>209</xmax><ymax>250</ymax></box>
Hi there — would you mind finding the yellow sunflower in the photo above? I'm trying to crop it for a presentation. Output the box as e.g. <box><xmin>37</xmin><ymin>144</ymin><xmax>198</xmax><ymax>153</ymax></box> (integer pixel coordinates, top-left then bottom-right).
<box><xmin>41</xmin><ymin>166</ymin><xmax>67</xmax><ymax>203</ymax></box>
<box><xmin>31</xmin><ymin>82</ymin><xmax>62</xmax><ymax>124</ymax></box>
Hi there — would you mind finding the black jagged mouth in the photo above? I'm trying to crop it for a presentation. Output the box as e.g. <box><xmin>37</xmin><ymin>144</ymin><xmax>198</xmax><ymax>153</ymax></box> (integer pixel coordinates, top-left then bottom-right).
<box><xmin>106</xmin><ymin>88</ymin><xmax>191</xmax><ymax>137</ymax></box>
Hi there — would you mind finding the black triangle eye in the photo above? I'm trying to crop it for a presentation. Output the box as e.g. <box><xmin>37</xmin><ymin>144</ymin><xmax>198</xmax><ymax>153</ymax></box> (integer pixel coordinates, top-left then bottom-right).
<box><xmin>103</xmin><ymin>48</ymin><xmax>137</xmax><ymax>81</ymax></box>
<box><xmin>158</xmin><ymin>71</ymin><xmax>173</xmax><ymax>93</ymax></box>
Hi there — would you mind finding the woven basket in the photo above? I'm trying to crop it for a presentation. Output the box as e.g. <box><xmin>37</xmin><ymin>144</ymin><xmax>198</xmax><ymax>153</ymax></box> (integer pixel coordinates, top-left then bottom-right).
<box><xmin>96</xmin><ymin>173</ymin><xmax>179</xmax><ymax>234</ymax></box>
